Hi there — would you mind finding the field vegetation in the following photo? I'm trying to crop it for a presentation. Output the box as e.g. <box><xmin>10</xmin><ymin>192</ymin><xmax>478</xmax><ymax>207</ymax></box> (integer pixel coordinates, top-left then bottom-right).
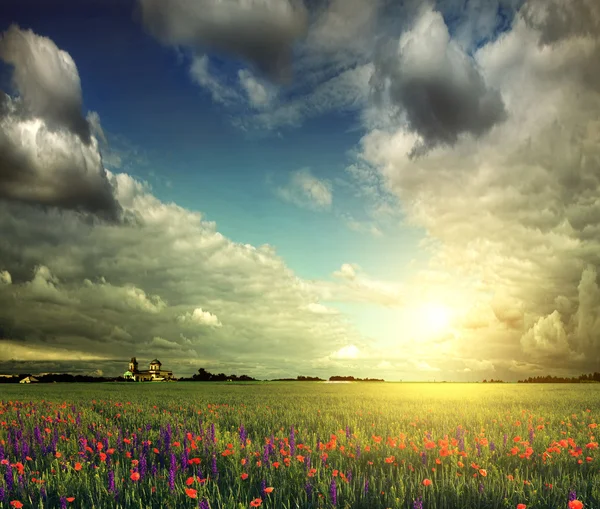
<box><xmin>0</xmin><ymin>383</ymin><xmax>597</xmax><ymax>508</ymax></box>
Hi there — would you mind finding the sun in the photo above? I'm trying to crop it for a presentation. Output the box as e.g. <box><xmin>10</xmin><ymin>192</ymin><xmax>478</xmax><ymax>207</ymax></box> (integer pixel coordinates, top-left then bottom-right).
<box><xmin>419</xmin><ymin>303</ymin><xmax>452</xmax><ymax>336</ymax></box>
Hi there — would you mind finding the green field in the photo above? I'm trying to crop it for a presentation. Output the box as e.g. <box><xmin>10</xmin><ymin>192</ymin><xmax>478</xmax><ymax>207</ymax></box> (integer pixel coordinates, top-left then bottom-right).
<box><xmin>0</xmin><ymin>383</ymin><xmax>598</xmax><ymax>508</ymax></box>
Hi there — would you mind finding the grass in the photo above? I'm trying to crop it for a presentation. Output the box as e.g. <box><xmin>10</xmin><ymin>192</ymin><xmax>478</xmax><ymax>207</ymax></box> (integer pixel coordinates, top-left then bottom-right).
<box><xmin>0</xmin><ymin>382</ymin><xmax>598</xmax><ymax>508</ymax></box>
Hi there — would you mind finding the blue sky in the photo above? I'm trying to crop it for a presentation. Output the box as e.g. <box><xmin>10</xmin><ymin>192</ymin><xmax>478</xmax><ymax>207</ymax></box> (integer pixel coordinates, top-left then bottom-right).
<box><xmin>0</xmin><ymin>0</ymin><xmax>599</xmax><ymax>380</ymax></box>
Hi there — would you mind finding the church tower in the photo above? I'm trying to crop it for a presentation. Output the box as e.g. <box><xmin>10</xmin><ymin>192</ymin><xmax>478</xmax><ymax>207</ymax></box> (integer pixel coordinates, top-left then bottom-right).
<box><xmin>129</xmin><ymin>357</ymin><xmax>138</xmax><ymax>373</ymax></box>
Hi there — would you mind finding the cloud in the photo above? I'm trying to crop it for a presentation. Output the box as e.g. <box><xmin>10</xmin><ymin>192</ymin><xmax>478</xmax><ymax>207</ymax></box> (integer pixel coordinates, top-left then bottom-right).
<box><xmin>177</xmin><ymin>307</ymin><xmax>222</xmax><ymax>327</ymax></box>
<box><xmin>0</xmin><ymin>172</ymin><xmax>367</xmax><ymax>377</ymax></box>
<box><xmin>370</xmin><ymin>7</ymin><xmax>506</xmax><ymax>155</ymax></box>
<box><xmin>331</xmin><ymin>344</ymin><xmax>360</xmax><ymax>359</ymax></box>
<box><xmin>238</xmin><ymin>69</ymin><xmax>275</xmax><ymax>108</ymax></box>
<box><xmin>137</xmin><ymin>0</ymin><xmax>308</xmax><ymax>83</ymax></box>
<box><xmin>0</xmin><ymin>270</ymin><xmax>11</xmax><ymax>285</ymax></box>
<box><xmin>304</xmin><ymin>302</ymin><xmax>338</xmax><ymax>315</ymax></box>
<box><xmin>325</xmin><ymin>263</ymin><xmax>403</xmax><ymax>307</ymax></box>
<box><xmin>276</xmin><ymin>168</ymin><xmax>332</xmax><ymax>210</ymax></box>
<box><xmin>189</xmin><ymin>55</ymin><xmax>241</xmax><ymax>105</ymax></box>
<box><xmin>306</xmin><ymin>0</ymin><xmax>381</xmax><ymax>54</ymax></box>
<box><xmin>0</xmin><ymin>25</ymin><xmax>91</xmax><ymax>143</ymax></box>
<box><xmin>352</xmin><ymin>0</ymin><xmax>600</xmax><ymax>373</ymax></box>
<box><xmin>333</xmin><ymin>263</ymin><xmax>358</xmax><ymax>280</ymax></box>
<box><xmin>522</xmin><ymin>0</ymin><xmax>600</xmax><ymax>45</ymax></box>
<box><xmin>245</xmin><ymin>63</ymin><xmax>374</xmax><ymax>130</ymax></box>
<box><xmin>0</xmin><ymin>26</ymin><xmax>119</xmax><ymax>219</ymax></box>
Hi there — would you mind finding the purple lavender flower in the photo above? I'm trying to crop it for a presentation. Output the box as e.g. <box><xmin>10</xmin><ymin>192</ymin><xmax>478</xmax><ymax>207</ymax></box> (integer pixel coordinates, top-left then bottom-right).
<box><xmin>139</xmin><ymin>454</ymin><xmax>147</xmax><ymax>479</ymax></box>
<box><xmin>304</xmin><ymin>455</ymin><xmax>311</xmax><ymax>469</ymax></box>
<box><xmin>60</xmin><ymin>496</ymin><xmax>67</xmax><ymax>509</ymax></box>
<box><xmin>40</xmin><ymin>486</ymin><xmax>47</xmax><ymax>502</ymax></box>
<box><xmin>330</xmin><ymin>478</ymin><xmax>337</xmax><ymax>506</ymax></box>
<box><xmin>0</xmin><ymin>485</ymin><xmax>4</xmax><ymax>502</ymax></box>
<box><xmin>479</xmin><ymin>482</ymin><xmax>484</xmax><ymax>494</ymax></box>
<box><xmin>529</xmin><ymin>428</ymin><xmax>535</xmax><ymax>443</ymax></box>
<box><xmin>364</xmin><ymin>478</ymin><xmax>369</xmax><ymax>494</ymax></box>
<box><xmin>346</xmin><ymin>470</ymin><xmax>352</xmax><ymax>482</ymax></box>
<box><xmin>476</xmin><ymin>442</ymin><xmax>481</xmax><ymax>456</ymax></box>
<box><xmin>108</xmin><ymin>470</ymin><xmax>116</xmax><ymax>493</ymax></box>
<box><xmin>169</xmin><ymin>453</ymin><xmax>177</xmax><ymax>491</ymax></box>
<box><xmin>305</xmin><ymin>483</ymin><xmax>313</xmax><ymax>498</ymax></box>
<box><xmin>346</xmin><ymin>426</ymin><xmax>351</xmax><ymax>439</ymax></box>
<box><xmin>5</xmin><ymin>462</ymin><xmax>13</xmax><ymax>491</ymax></box>
<box><xmin>199</xmin><ymin>499</ymin><xmax>210</xmax><ymax>509</ymax></box>
<box><xmin>260</xmin><ymin>479</ymin><xmax>267</xmax><ymax>499</ymax></box>
<box><xmin>239</xmin><ymin>424</ymin><xmax>247</xmax><ymax>445</ymax></box>
<box><xmin>421</xmin><ymin>452</ymin><xmax>427</xmax><ymax>465</ymax></box>
<box><xmin>489</xmin><ymin>441</ymin><xmax>496</xmax><ymax>452</ymax></box>
<box><xmin>211</xmin><ymin>454</ymin><xmax>218</xmax><ymax>477</ymax></box>
<box><xmin>210</xmin><ymin>423</ymin><xmax>216</xmax><ymax>443</ymax></box>
<box><xmin>413</xmin><ymin>496</ymin><xmax>423</xmax><ymax>509</ymax></box>
<box><xmin>568</xmin><ymin>490</ymin><xmax>577</xmax><ymax>501</ymax></box>
<box><xmin>181</xmin><ymin>447</ymin><xmax>189</xmax><ymax>471</ymax></box>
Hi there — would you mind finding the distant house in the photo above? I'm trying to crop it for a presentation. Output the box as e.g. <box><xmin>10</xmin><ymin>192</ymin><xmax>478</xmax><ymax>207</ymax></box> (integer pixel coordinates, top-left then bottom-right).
<box><xmin>123</xmin><ymin>358</ymin><xmax>174</xmax><ymax>382</ymax></box>
<box><xmin>20</xmin><ymin>376</ymin><xmax>39</xmax><ymax>384</ymax></box>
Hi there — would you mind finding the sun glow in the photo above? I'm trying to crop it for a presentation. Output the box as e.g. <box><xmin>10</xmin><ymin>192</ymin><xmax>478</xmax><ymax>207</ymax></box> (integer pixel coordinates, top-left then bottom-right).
<box><xmin>418</xmin><ymin>303</ymin><xmax>452</xmax><ymax>337</ymax></box>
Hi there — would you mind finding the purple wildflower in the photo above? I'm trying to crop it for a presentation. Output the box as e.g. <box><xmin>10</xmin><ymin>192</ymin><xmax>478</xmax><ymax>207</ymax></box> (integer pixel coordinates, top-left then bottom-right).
<box><xmin>0</xmin><ymin>485</ymin><xmax>4</xmax><ymax>502</ymax></box>
<box><xmin>4</xmin><ymin>462</ymin><xmax>13</xmax><ymax>491</ymax></box>
<box><xmin>529</xmin><ymin>428</ymin><xmax>535</xmax><ymax>443</ymax></box>
<box><xmin>211</xmin><ymin>454</ymin><xmax>218</xmax><ymax>477</ymax></box>
<box><xmin>305</xmin><ymin>483</ymin><xmax>313</xmax><ymax>498</ymax></box>
<box><xmin>60</xmin><ymin>496</ymin><xmax>67</xmax><ymax>509</ymax></box>
<box><xmin>479</xmin><ymin>482</ymin><xmax>484</xmax><ymax>494</ymax></box>
<box><xmin>330</xmin><ymin>477</ymin><xmax>337</xmax><ymax>506</ymax></box>
<box><xmin>413</xmin><ymin>496</ymin><xmax>423</xmax><ymax>509</ymax></box>
<box><xmin>364</xmin><ymin>478</ymin><xmax>369</xmax><ymax>494</ymax></box>
<box><xmin>239</xmin><ymin>424</ymin><xmax>247</xmax><ymax>445</ymax></box>
<box><xmin>108</xmin><ymin>470</ymin><xmax>116</xmax><ymax>493</ymax></box>
<box><xmin>568</xmin><ymin>490</ymin><xmax>577</xmax><ymax>501</ymax></box>
<box><xmin>489</xmin><ymin>441</ymin><xmax>496</xmax><ymax>452</ymax></box>
<box><xmin>260</xmin><ymin>479</ymin><xmax>267</xmax><ymax>499</ymax></box>
<box><xmin>346</xmin><ymin>426</ymin><xmax>351</xmax><ymax>439</ymax></box>
<box><xmin>199</xmin><ymin>499</ymin><xmax>210</xmax><ymax>509</ymax></box>
<box><xmin>169</xmin><ymin>453</ymin><xmax>177</xmax><ymax>491</ymax></box>
<box><xmin>139</xmin><ymin>454</ymin><xmax>147</xmax><ymax>479</ymax></box>
<box><xmin>421</xmin><ymin>451</ymin><xmax>427</xmax><ymax>465</ymax></box>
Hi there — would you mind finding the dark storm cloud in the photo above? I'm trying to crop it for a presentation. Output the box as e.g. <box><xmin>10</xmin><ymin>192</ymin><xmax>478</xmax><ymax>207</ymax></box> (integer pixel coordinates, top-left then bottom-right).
<box><xmin>522</xmin><ymin>0</ymin><xmax>600</xmax><ymax>45</ymax></box>
<box><xmin>0</xmin><ymin>25</ymin><xmax>91</xmax><ymax>143</ymax></box>
<box><xmin>371</xmin><ymin>7</ymin><xmax>506</xmax><ymax>155</ymax></box>
<box><xmin>137</xmin><ymin>0</ymin><xmax>308</xmax><ymax>83</ymax></box>
<box><xmin>0</xmin><ymin>26</ymin><xmax>120</xmax><ymax>219</ymax></box>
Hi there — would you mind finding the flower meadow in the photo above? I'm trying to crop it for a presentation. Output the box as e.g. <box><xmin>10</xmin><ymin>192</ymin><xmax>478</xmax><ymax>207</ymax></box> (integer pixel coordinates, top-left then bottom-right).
<box><xmin>0</xmin><ymin>382</ymin><xmax>599</xmax><ymax>509</ymax></box>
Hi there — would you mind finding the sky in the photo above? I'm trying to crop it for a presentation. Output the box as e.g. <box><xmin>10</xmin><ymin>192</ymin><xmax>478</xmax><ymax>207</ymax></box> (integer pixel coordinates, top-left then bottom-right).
<box><xmin>0</xmin><ymin>0</ymin><xmax>599</xmax><ymax>381</ymax></box>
